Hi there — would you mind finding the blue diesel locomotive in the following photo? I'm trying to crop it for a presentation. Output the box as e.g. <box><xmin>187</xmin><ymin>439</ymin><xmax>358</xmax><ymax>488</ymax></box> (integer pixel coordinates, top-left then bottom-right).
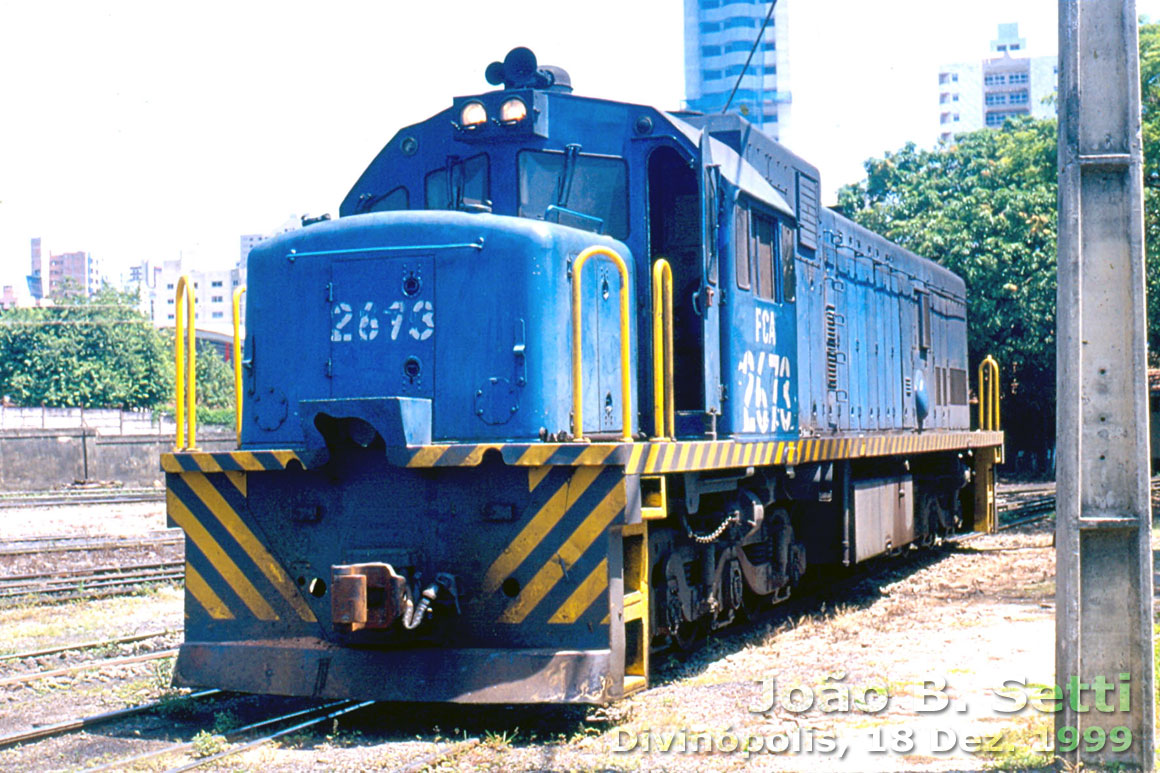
<box><xmin>162</xmin><ymin>49</ymin><xmax>1003</xmax><ymax>703</ymax></box>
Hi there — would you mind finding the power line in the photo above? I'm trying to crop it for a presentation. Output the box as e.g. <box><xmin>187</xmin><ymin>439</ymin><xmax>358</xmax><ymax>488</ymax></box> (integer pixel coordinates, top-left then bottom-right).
<box><xmin>722</xmin><ymin>0</ymin><xmax>778</xmax><ymax>115</ymax></box>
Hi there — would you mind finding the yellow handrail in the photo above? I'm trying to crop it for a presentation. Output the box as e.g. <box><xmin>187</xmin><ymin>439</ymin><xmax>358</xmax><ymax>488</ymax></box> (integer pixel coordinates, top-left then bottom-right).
<box><xmin>232</xmin><ymin>285</ymin><xmax>247</xmax><ymax>447</ymax></box>
<box><xmin>978</xmin><ymin>354</ymin><xmax>1000</xmax><ymax>431</ymax></box>
<box><xmin>571</xmin><ymin>246</ymin><xmax>632</xmax><ymax>442</ymax></box>
<box><xmin>651</xmin><ymin>259</ymin><xmax>675</xmax><ymax>440</ymax></box>
<box><xmin>174</xmin><ymin>275</ymin><xmax>197</xmax><ymax>450</ymax></box>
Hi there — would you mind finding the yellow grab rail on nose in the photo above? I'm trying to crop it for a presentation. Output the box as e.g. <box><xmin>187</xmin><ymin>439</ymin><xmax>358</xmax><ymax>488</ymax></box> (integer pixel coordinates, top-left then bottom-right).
<box><xmin>174</xmin><ymin>275</ymin><xmax>197</xmax><ymax>450</ymax></box>
<box><xmin>232</xmin><ymin>286</ymin><xmax>247</xmax><ymax>447</ymax></box>
<box><xmin>571</xmin><ymin>246</ymin><xmax>632</xmax><ymax>442</ymax></box>
<box><xmin>651</xmin><ymin>259</ymin><xmax>675</xmax><ymax>440</ymax></box>
<box><xmin>978</xmin><ymin>354</ymin><xmax>1000</xmax><ymax>431</ymax></box>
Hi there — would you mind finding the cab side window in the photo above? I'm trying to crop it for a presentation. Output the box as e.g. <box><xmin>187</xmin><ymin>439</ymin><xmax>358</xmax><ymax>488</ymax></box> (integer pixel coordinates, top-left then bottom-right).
<box><xmin>753</xmin><ymin>211</ymin><xmax>779</xmax><ymax>302</ymax></box>
<box><xmin>735</xmin><ymin>203</ymin><xmax>792</xmax><ymax>303</ymax></box>
<box><xmin>734</xmin><ymin>205</ymin><xmax>751</xmax><ymax>290</ymax></box>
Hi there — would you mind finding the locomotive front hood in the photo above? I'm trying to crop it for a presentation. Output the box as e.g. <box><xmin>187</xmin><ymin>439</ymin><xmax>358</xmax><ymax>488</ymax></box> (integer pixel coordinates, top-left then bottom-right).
<box><xmin>242</xmin><ymin>210</ymin><xmax>635</xmax><ymax>457</ymax></box>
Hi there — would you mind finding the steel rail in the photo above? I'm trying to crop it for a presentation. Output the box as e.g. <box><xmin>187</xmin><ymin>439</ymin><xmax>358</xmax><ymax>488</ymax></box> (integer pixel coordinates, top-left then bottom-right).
<box><xmin>1</xmin><ymin>560</ymin><xmax>184</xmax><ymax>585</ymax></box>
<box><xmin>0</xmin><ymin>648</ymin><xmax>178</xmax><ymax>688</ymax></box>
<box><xmin>0</xmin><ymin>690</ymin><xmax>220</xmax><ymax>750</ymax></box>
<box><xmin>0</xmin><ymin>492</ymin><xmax>165</xmax><ymax>510</ymax></box>
<box><xmin>81</xmin><ymin>699</ymin><xmax>357</xmax><ymax>773</ymax></box>
<box><xmin>162</xmin><ymin>700</ymin><xmax>376</xmax><ymax>773</ymax></box>
<box><xmin>0</xmin><ymin>569</ymin><xmax>184</xmax><ymax>601</ymax></box>
<box><xmin>0</xmin><ymin>628</ymin><xmax>176</xmax><ymax>662</ymax></box>
<box><xmin>0</xmin><ymin>534</ymin><xmax>180</xmax><ymax>556</ymax></box>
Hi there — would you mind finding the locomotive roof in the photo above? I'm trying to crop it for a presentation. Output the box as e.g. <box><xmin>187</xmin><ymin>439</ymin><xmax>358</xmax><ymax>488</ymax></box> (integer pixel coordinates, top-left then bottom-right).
<box><xmin>665</xmin><ymin>114</ymin><xmax>794</xmax><ymax>219</ymax></box>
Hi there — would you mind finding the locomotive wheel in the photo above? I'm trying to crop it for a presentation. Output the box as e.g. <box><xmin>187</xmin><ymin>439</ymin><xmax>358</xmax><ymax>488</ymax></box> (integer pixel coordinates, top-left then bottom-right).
<box><xmin>671</xmin><ymin>616</ymin><xmax>709</xmax><ymax>653</ymax></box>
<box><xmin>916</xmin><ymin>491</ymin><xmax>940</xmax><ymax>547</ymax></box>
<box><xmin>740</xmin><ymin>585</ymin><xmax>770</xmax><ymax>620</ymax></box>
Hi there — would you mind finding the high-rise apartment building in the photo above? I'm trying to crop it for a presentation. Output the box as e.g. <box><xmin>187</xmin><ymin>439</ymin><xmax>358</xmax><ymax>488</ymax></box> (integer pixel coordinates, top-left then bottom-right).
<box><xmin>683</xmin><ymin>0</ymin><xmax>788</xmax><ymax>138</ymax></box>
<box><xmin>937</xmin><ymin>23</ymin><xmax>1057</xmax><ymax>142</ymax></box>
<box><xmin>28</xmin><ymin>237</ymin><xmax>43</xmax><ymax>300</ymax></box>
<box><xmin>37</xmin><ymin>245</ymin><xmax>104</xmax><ymax>300</ymax></box>
<box><xmin>128</xmin><ymin>216</ymin><xmax>302</xmax><ymax>334</ymax></box>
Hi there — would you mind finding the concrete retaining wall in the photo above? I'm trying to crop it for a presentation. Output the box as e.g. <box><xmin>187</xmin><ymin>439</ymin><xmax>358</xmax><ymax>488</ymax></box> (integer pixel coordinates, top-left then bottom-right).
<box><xmin>0</xmin><ymin>406</ymin><xmax>176</xmax><ymax>436</ymax></box>
<box><xmin>0</xmin><ymin>427</ymin><xmax>237</xmax><ymax>491</ymax></box>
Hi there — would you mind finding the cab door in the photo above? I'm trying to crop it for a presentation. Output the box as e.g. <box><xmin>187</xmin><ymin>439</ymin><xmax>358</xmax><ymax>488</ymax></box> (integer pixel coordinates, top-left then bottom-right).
<box><xmin>699</xmin><ymin>132</ymin><xmax>723</xmax><ymax>420</ymax></box>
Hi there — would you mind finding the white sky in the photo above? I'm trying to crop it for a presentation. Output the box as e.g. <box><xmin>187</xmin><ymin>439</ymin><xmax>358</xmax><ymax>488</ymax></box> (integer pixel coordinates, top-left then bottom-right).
<box><xmin>3</xmin><ymin>0</ymin><xmax>1159</xmax><ymax>295</ymax></box>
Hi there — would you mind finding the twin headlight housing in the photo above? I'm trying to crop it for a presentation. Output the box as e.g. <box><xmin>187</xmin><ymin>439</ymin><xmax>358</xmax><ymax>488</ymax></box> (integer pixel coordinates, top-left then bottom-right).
<box><xmin>459</xmin><ymin>97</ymin><xmax>529</xmax><ymax>128</ymax></box>
<box><xmin>453</xmin><ymin>91</ymin><xmax>546</xmax><ymax>140</ymax></box>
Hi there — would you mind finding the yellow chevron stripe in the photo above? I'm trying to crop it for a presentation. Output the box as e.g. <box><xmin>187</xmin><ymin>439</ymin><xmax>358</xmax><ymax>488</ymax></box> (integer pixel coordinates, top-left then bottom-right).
<box><xmin>191</xmin><ymin>454</ymin><xmax>223</xmax><ymax>473</ymax></box>
<box><xmin>224</xmin><ymin>471</ymin><xmax>247</xmax><ymax>498</ymax></box>
<box><xmin>676</xmin><ymin>443</ymin><xmax>693</xmax><ymax>470</ymax></box>
<box><xmin>515</xmin><ymin>445</ymin><xmax>557</xmax><ymax>466</ymax></box>
<box><xmin>183</xmin><ymin>473</ymin><xmax>316</xmax><ymax>623</ymax></box>
<box><xmin>644</xmin><ymin>444</ymin><xmax>661</xmax><ymax>474</ymax></box>
<box><xmin>660</xmin><ymin>443</ymin><xmax>678</xmax><ymax>472</ymax></box>
<box><xmin>548</xmin><ymin>558</ymin><xmax>609</xmax><ymax>624</ymax></box>
<box><xmin>229</xmin><ymin>452</ymin><xmax>264</xmax><ymax>471</ymax></box>
<box><xmin>484</xmin><ymin>466</ymin><xmax>602</xmax><ymax>593</ymax></box>
<box><xmin>528</xmin><ymin>466</ymin><xmax>552</xmax><ymax>492</ymax></box>
<box><xmin>500</xmin><ymin>483</ymin><xmax>624</xmax><ymax>623</ymax></box>
<box><xmin>627</xmin><ymin>443</ymin><xmax>646</xmax><ymax>473</ymax></box>
<box><xmin>463</xmin><ymin>443</ymin><xmax>504</xmax><ymax>465</ymax></box>
<box><xmin>576</xmin><ymin>445</ymin><xmax>618</xmax><ymax>466</ymax></box>
<box><xmin>271</xmin><ymin>450</ymin><xmax>299</xmax><ymax>468</ymax></box>
<box><xmin>744</xmin><ymin>443</ymin><xmax>757</xmax><ymax>466</ymax></box>
<box><xmin>407</xmin><ymin>446</ymin><xmax>449</xmax><ymax>467</ymax></box>
<box><xmin>167</xmin><ymin>491</ymin><xmax>277</xmax><ymax>620</ymax></box>
<box><xmin>185</xmin><ymin>562</ymin><xmax>234</xmax><ymax>620</ymax></box>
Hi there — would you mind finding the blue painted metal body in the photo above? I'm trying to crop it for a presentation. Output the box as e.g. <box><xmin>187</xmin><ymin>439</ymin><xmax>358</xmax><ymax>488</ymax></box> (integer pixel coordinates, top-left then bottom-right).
<box><xmin>169</xmin><ymin>52</ymin><xmax>989</xmax><ymax>707</ymax></box>
<box><xmin>244</xmin><ymin>212</ymin><xmax>636</xmax><ymax>446</ymax></box>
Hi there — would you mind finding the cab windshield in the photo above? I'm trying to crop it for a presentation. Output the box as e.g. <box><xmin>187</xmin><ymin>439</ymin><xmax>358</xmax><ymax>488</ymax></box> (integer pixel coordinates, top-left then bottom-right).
<box><xmin>518</xmin><ymin>148</ymin><xmax>628</xmax><ymax>239</ymax></box>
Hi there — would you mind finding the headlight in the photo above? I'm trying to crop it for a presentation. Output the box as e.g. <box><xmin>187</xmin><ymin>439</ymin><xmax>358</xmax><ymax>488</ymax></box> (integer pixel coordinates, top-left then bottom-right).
<box><xmin>460</xmin><ymin>101</ymin><xmax>488</xmax><ymax>128</ymax></box>
<box><xmin>500</xmin><ymin>98</ymin><xmax>528</xmax><ymax>124</ymax></box>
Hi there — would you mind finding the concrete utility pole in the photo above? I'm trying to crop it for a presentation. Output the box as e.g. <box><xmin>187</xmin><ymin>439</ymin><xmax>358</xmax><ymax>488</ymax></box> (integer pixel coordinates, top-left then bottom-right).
<box><xmin>1057</xmin><ymin>1</ymin><xmax>1155</xmax><ymax>769</ymax></box>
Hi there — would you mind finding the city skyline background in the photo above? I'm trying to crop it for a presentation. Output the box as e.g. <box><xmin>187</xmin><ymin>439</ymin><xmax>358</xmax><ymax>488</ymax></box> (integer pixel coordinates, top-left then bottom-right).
<box><xmin>4</xmin><ymin>0</ymin><xmax>1158</xmax><ymax>299</ymax></box>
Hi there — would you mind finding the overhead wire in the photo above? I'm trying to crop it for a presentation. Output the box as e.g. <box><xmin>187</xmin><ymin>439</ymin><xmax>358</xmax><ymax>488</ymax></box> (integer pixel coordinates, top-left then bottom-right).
<box><xmin>722</xmin><ymin>0</ymin><xmax>779</xmax><ymax>115</ymax></box>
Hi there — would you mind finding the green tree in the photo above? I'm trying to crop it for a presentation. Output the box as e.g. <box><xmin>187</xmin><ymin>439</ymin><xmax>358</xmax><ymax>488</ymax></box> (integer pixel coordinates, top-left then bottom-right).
<box><xmin>837</xmin><ymin>22</ymin><xmax>1160</xmax><ymax>465</ymax></box>
<box><xmin>836</xmin><ymin>118</ymin><xmax>1059</xmax><ymax>459</ymax></box>
<box><xmin>0</xmin><ymin>287</ymin><xmax>171</xmax><ymax>409</ymax></box>
<box><xmin>0</xmin><ymin>287</ymin><xmax>237</xmax><ymax>420</ymax></box>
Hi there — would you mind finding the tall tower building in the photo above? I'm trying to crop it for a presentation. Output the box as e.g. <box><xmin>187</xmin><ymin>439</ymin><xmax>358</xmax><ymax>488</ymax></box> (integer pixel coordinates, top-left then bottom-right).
<box><xmin>683</xmin><ymin>0</ymin><xmax>789</xmax><ymax>138</ymax></box>
<box><xmin>937</xmin><ymin>23</ymin><xmax>1057</xmax><ymax>143</ymax></box>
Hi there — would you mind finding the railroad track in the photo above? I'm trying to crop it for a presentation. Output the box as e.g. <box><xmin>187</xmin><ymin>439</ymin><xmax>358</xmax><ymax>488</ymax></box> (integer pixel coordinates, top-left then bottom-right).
<box><xmin>0</xmin><ymin>628</ymin><xmax>176</xmax><ymax>663</ymax></box>
<box><xmin>0</xmin><ymin>560</ymin><xmax>184</xmax><ymax>603</ymax></box>
<box><xmin>0</xmin><ymin>532</ymin><xmax>182</xmax><ymax>557</ymax></box>
<box><xmin>0</xmin><ymin>487</ymin><xmax>164</xmax><ymax>510</ymax></box>
<box><xmin>0</xmin><ymin>689</ymin><xmax>381</xmax><ymax>772</ymax></box>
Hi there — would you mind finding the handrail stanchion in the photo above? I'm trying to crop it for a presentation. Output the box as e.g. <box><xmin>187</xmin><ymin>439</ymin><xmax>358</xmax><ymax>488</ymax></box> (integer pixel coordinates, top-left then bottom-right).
<box><xmin>232</xmin><ymin>286</ymin><xmax>247</xmax><ymax>448</ymax></box>
<box><xmin>978</xmin><ymin>355</ymin><xmax>1000</xmax><ymax>431</ymax></box>
<box><xmin>571</xmin><ymin>246</ymin><xmax>633</xmax><ymax>442</ymax></box>
<box><xmin>651</xmin><ymin>259</ymin><xmax>675</xmax><ymax>440</ymax></box>
<box><xmin>174</xmin><ymin>275</ymin><xmax>197</xmax><ymax>451</ymax></box>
